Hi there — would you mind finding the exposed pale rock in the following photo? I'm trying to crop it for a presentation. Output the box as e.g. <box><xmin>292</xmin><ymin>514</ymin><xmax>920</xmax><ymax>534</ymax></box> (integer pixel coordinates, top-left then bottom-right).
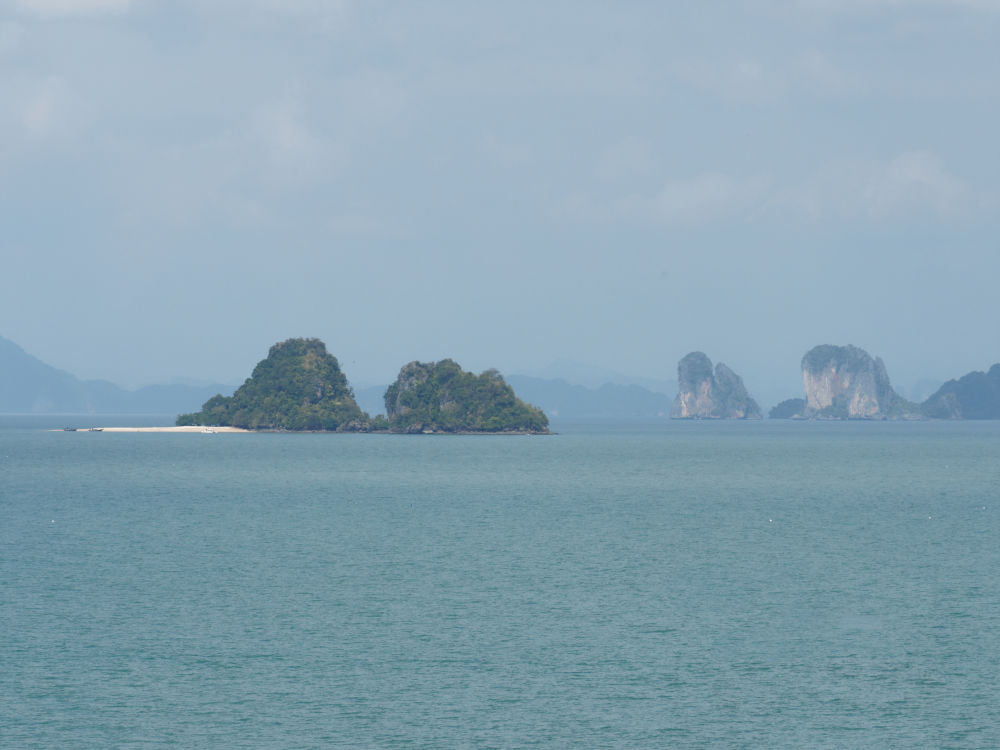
<box><xmin>799</xmin><ymin>344</ymin><xmax>916</xmax><ymax>419</ymax></box>
<box><xmin>670</xmin><ymin>352</ymin><xmax>761</xmax><ymax>419</ymax></box>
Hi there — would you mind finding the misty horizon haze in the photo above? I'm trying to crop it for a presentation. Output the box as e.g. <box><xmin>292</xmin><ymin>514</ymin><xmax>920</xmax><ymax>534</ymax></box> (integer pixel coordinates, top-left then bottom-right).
<box><xmin>1</xmin><ymin>2</ymin><xmax>997</xmax><ymax>407</ymax></box>
<box><xmin>0</xmin><ymin>331</ymin><xmax>963</xmax><ymax>413</ymax></box>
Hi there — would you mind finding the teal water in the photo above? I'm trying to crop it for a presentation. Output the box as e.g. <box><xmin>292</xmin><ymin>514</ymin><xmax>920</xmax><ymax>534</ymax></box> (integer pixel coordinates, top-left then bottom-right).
<box><xmin>2</xmin><ymin>420</ymin><xmax>999</xmax><ymax>748</ymax></box>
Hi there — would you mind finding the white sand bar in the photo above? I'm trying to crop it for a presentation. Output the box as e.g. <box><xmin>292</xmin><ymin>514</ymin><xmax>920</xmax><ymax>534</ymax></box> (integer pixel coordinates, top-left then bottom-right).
<box><xmin>55</xmin><ymin>426</ymin><xmax>251</xmax><ymax>433</ymax></box>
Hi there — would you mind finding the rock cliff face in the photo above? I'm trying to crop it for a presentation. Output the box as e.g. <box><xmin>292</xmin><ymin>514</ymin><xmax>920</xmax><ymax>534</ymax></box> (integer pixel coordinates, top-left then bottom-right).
<box><xmin>922</xmin><ymin>364</ymin><xmax>1000</xmax><ymax>419</ymax></box>
<box><xmin>384</xmin><ymin>359</ymin><xmax>549</xmax><ymax>433</ymax></box>
<box><xmin>670</xmin><ymin>352</ymin><xmax>761</xmax><ymax>419</ymax></box>
<box><xmin>799</xmin><ymin>344</ymin><xmax>915</xmax><ymax>419</ymax></box>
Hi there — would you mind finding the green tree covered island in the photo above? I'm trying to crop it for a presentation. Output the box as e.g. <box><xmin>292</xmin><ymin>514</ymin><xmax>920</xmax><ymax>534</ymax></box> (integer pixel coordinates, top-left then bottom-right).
<box><xmin>177</xmin><ymin>339</ymin><xmax>549</xmax><ymax>433</ymax></box>
<box><xmin>384</xmin><ymin>359</ymin><xmax>550</xmax><ymax>433</ymax></box>
<box><xmin>177</xmin><ymin>338</ymin><xmax>369</xmax><ymax>430</ymax></box>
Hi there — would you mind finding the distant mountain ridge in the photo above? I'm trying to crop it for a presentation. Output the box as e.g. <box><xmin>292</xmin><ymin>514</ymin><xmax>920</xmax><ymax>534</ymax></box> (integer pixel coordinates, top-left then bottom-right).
<box><xmin>506</xmin><ymin>375</ymin><xmax>672</xmax><ymax>420</ymax></box>
<box><xmin>0</xmin><ymin>335</ymin><xmax>235</xmax><ymax>414</ymax></box>
<box><xmin>8</xmin><ymin>334</ymin><xmax>999</xmax><ymax>421</ymax></box>
<box><xmin>516</xmin><ymin>359</ymin><xmax>677</xmax><ymax>395</ymax></box>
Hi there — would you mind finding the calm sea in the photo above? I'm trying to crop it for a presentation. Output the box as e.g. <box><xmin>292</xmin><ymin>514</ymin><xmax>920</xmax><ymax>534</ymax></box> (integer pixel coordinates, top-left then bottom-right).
<box><xmin>2</xmin><ymin>417</ymin><xmax>999</xmax><ymax>748</ymax></box>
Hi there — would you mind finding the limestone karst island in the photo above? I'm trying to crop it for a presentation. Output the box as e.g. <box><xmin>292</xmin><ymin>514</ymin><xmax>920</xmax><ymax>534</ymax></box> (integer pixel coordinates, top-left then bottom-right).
<box><xmin>768</xmin><ymin>344</ymin><xmax>921</xmax><ymax>420</ymax></box>
<box><xmin>666</xmin><ymin>344</ymin><xmax>1000</xmax><ymax>421</ymax></box>
<box><xmin>670</xmin><ymin>352</ymin><xmax>762</xmax><ymax>419</ymax></box>
<box><xmin>4</xmin><ymin>332</ymin><xmax>998</xmax><ymax>424</ymax></box>
<box><xmin>769</xmin><ymin>344</ymin><xmax>1000</xmax><ymax>420</ymax></box>
<box><xmin>176</xmin><ymin>338</ymin><xmax>1000</xmax><ymax>426</ymax></box>
<box><xmin>176</xmin><ymin>338</ymin><xmax>550</xmax><ymax>434</ymax></box>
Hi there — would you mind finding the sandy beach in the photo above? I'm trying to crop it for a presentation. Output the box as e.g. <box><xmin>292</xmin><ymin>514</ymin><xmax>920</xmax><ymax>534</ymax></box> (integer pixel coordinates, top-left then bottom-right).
<box><xmin>54</xmin><ymin>426</ymin><xmax>250</xmax><ymax>433</ymax></box>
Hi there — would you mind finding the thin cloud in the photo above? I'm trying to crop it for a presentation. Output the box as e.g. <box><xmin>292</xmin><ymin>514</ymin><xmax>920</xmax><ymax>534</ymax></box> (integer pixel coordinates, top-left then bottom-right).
<box><xmin>619</xmin><ymin>173</ymin><xmax>772</xmax><ymax>224</ymax></box>
<box><xmin>252</xmin><ymin>101</ymin><xmax>344</xmax><ymax>181</ymax></box>
<box><xmin>482</xmin><ymin>133</ymin><xmax>530</xmax><ymax>169</ymax></box>
<box><xmin>778</xmin><ymin>151</ymin><xmax>976</xmax><ymax>220</ymax></box>
<box><xmin>254</xmin><ymin>0</ymin><xmax>351</xmax><ymax>15</ymax></box>
<box><xmin>111</xmin><ymin>101</ymin><xmax>347</xmax><ymax>229</ymax></box>
<box><xmin>596</xmin><ymin>137</ymin><xmax>656</xmax><ymax>181</ymax></box>
<box><xmin>328</xmin><ymin>211</ymin><xmax>393</xmax><ymax>237</ymax></box>
<box><xmin>242</xmin><ymin>0</ymin><xmax>354</xmax><ymax>34</ymax></box>
<box><xmin>12</xmin><ymin>0</ymin><xmax>132</xmax><ymax>15</ymax></box>
<box><xmin>794</xmin><ymin>0</ymin><xmax>1000</xmax><ymax>13</ymax></box>
<box><xmin>670</xmin><ymin>51</ymin><xmax>855</xmax><ymax>102</ymax></box>
<box><xmin>0</xmin><ymin>22</ymin><xmax>25</xmax><ymax>56</ymax></box>
<box><xmin>670</xmin><ymin>59</ymin><xmax>786</xmax><ymax>103</ymax></box>
<box><xmin>2</xmin><ymin>75</ymin><xmax>90</xmax><ymax>144</ymax></box>
<box><xmin>572</xmin><ymin>152</ymin><xmax>983</xmax><ymax>226</ymax></box>
<box><xmin>862</xmin><ymin>151</ymin><xmax>969</xmax><ymax>217</ymax></box>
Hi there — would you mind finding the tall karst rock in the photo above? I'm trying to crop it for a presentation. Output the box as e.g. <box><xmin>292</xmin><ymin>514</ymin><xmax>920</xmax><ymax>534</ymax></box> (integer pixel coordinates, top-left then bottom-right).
<box><xmin>670</xmin><ymin>352</ymin><xmax>761</xmax><ymax>419</ymax></box>
<box><xmin>799</xmin><ymin>344</ymin><xmax>917</xmax><ymax>419</ymax></box>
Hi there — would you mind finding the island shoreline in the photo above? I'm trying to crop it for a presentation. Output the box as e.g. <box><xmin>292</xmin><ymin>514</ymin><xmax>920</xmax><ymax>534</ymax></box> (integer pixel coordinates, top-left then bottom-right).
<box><xmin>54</xmin><ymin>426</ymin><xmax>553</xmax><ymax>435</ymax></box>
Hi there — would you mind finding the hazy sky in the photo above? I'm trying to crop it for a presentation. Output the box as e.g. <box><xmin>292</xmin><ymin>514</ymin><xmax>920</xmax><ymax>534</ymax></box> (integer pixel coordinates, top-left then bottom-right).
<box><xmin>2</xmin><ymin>0</ymin><xmax>998</xmax><ymax>406</ymax></box>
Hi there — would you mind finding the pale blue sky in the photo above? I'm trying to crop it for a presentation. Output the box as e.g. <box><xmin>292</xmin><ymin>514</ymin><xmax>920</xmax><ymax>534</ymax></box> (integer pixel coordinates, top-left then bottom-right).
<box><xmin>1</xmin><ymin>0</ymin><xmax>998</xmax><ymax>406</ymax></box>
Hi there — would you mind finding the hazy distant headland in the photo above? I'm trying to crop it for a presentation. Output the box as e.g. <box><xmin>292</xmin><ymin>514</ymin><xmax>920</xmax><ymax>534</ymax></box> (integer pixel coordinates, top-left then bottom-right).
<box><xmin>922</xmin><ymin>364</ymin><xmax>1000</xmax><ymax>419</ymax></box>
<box><xmin>0</xmin><ymin>335</ymin><xmax>235</xmax><ymax>415</ymax></box>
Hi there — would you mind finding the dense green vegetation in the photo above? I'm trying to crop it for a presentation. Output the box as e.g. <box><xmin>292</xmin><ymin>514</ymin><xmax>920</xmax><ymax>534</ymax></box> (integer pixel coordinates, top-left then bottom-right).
<box><xmin>801</xmin><ymin>344</ymin><xmax>872</xmax><ymax>374</ymax></box>
<box><xmin>177</xmin><ymin>338</ymin><xmax>368</xmax><ymax>430</ymax></box>
<box><xmin>676</xmin><ymin>352</ymin><xmax>714</xmax><ymax>388</ymax></box>
<box><xmin>384</xmin><ymin>359</ymin><xmax>549</xmax><ymax>433</ymax></box>
<box><xmin>768</xmin><ymin>398</ymin><xmax>805</xmax><ymax>419</ymax></box>
<box><xmin>176</xmin><ymin>340</ymin><xmax>548</xmax><ymax>433</ymax></box>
